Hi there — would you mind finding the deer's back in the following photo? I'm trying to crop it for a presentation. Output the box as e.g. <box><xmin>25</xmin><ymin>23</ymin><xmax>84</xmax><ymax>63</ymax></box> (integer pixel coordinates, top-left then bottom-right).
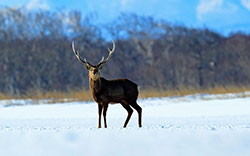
<box><xmin>97</xmin><ymin>78</ymin><xmax>138</xmax><ymax>104</ymax></box>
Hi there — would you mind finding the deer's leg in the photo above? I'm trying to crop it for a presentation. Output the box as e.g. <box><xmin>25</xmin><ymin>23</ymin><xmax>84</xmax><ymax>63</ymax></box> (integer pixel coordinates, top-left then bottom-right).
<box><xmin>103</xmin><ymin>104</ymin><xmax>108</xmax><ymax>128</ymax></box>
<box><xmin>121</xmin><ymin>103</ymin><xmax>133</xmax><ymax>128</ymax></box>
<box><xmin>131</xmin><ymin>102</ymin><xmax>142</xmax><ymax>127</ymax></box>
<box><xmin>98</xmin><ymin>104</ymin><xmax>103</xmax><ymax>128</ymax></box>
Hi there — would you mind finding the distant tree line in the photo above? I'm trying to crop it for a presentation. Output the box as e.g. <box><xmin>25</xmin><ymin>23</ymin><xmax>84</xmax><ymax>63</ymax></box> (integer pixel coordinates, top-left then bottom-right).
<box><xmin>0</xmin><ymin>7</ymin><xmax>250</xmax><ymax>95</ymax></box>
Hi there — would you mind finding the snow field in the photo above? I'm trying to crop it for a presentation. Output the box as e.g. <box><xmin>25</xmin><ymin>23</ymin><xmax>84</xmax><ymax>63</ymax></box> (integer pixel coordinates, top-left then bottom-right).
<box><xmin>0</xmin><ymin>95</ymin><xmax>250</xmax><ymax>156</ymax></box>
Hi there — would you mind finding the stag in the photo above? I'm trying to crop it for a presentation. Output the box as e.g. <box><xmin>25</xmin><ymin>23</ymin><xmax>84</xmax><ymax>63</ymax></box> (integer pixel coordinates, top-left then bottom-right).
<box><xmin>72</xmin><ymin>41</ymin><xmax>142</xmax><ymax>128</ymax></box>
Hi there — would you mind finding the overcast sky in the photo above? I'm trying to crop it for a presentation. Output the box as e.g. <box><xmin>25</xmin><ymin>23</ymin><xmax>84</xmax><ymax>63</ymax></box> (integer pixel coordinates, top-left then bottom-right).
<box><xmin>1</xmin><ymin>0</ymin><xmax>250</xmax><ymax>35</ymax></box>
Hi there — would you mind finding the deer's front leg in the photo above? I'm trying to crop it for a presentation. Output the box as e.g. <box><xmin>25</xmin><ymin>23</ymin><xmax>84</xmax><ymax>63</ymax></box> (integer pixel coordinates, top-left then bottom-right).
<box><xmin>98</xmin><ymin>104</ymin><xmax>103</xmax><ymax>128</ymax></box>
<box><xmin>103</xmin><ymin>104</ymin><xmax>109</xmax><ymax>128</ymax></box>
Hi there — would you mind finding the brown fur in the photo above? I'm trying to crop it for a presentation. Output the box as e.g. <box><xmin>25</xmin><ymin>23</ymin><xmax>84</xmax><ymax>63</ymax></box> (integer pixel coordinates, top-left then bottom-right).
<box><xmin>88</xmin><ymin>67</ymin><xmax>142</xmax><ymax>128</ymax></box>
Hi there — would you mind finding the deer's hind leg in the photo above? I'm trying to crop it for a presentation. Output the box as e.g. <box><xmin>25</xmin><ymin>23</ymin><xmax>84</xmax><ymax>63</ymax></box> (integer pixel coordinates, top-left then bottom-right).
<box><xmin>121</xmin><ymin>101</ymin><xmax>133</xmax><ymax>128</ymax></box>
<box><xmin>130</xmin><ymin>102</ymin><xmax>142</xmax><ymax>127</ymax></box>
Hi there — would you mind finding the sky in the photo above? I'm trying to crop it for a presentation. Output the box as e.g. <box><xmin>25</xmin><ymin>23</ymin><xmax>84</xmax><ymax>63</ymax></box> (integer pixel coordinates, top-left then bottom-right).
<box><xmin>0</xmin><ymin>0</ymin><xmax>250</xmax><ymax>35</ymax></box>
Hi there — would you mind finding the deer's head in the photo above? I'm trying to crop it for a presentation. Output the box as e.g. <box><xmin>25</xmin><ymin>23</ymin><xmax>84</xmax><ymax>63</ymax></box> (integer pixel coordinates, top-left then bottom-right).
<box><xmin>72</xmin><ymin>41</ymin><xmax>115</xmax><ymax>80</ymax></box>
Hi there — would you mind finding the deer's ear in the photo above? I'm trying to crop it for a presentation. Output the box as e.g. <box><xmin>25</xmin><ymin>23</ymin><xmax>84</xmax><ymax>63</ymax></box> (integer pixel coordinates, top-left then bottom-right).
<box><xmin>84</xmin><ymin>64</ymin><xmax>91</xmax><ymax>70</ymax></box>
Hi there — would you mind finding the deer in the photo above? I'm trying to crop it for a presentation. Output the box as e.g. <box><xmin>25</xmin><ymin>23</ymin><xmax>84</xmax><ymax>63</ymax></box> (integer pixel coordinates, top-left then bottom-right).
<box><xmin>71</xmin><ymin>40</ymin><xmax>142</xmax><ymax>128</ymax></box>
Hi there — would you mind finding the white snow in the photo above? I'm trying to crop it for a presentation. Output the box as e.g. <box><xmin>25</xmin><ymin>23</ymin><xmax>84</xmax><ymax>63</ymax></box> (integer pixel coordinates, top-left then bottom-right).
<box><xmin>0</xmin><ymin>94</ymin><xmax>250</xmax><ymax>156</ymax></box>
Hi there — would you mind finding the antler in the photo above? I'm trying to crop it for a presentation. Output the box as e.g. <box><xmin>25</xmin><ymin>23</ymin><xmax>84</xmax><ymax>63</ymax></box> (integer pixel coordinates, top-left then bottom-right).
<box><xmin>72</xmin><ymin>41</ymin><xmax>93</xmax><ymax>67</ymax></box>
<box><xmin>97</xmin><ymin>40</ymin><xmax>115</xmax><ymax>67</ymax></box>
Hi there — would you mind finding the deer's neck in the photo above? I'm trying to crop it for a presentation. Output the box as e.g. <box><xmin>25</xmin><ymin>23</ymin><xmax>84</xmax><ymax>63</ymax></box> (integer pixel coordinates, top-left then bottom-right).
<box><xmin>89</xmin><ymin>77</ymin><xmax>102</xmax><ymax>94</ymax></box>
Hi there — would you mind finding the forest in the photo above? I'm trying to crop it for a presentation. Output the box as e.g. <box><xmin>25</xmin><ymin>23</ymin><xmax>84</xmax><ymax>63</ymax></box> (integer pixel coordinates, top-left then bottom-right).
<box><xmin>0</xmin><ymin>7</ymin><xmax>250</xmax><ymax>95</ymax></box>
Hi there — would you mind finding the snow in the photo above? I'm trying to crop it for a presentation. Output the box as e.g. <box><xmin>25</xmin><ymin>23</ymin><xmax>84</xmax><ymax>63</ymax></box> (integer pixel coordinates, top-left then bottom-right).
<box><xmin>0</xmin><ymin>94</ymin><xmax>250</xmax><ymax>156</ymax></box>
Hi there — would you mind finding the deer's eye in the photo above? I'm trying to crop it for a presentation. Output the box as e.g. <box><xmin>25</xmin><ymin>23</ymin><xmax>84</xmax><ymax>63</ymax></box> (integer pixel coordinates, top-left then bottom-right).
<box><xmin>93</xmin><ymin>69</ymin><xmax>98</xmax><ymax>74</ymax></box>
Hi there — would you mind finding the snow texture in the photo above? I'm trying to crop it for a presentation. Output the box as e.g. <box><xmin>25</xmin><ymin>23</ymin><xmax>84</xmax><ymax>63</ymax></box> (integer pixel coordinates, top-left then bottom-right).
<box><xmin>0</xmin><ymin>94</ymin><xmax>250</xmax><ymax>156</ymax></box>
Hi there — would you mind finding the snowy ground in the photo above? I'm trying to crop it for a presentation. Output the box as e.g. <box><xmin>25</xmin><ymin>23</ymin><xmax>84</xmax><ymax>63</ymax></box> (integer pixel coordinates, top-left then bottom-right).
<box><xmin>0</xmin><ymin>94</ymin><xmax>250</xmax><ymax>156</ymax></box>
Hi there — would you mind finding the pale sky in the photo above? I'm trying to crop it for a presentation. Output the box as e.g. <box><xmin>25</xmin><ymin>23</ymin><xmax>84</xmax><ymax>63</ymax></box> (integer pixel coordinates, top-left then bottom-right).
<box><xmin>1</xmin><ymin>0</ymin><xmax>250</xmax><ymax>35</ymax></box>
